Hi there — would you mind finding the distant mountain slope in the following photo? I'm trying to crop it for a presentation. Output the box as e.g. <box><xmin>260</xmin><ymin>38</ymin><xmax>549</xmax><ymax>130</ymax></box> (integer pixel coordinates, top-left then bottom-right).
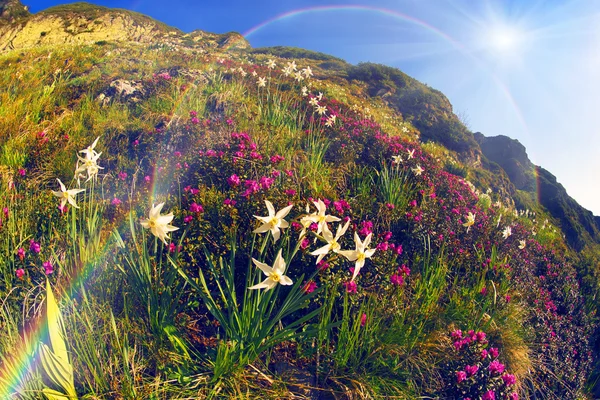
<box><xmin>475</xmin><ymin>133</ymin><xmax>600</xmax><ymax>250</ymax></box>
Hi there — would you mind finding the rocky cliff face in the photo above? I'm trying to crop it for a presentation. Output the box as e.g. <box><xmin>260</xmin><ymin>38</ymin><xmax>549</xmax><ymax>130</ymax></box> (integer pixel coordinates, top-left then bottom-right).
<box><xmin>0</xmin><ymin>0</ymin><xmax>30</xmax><ymax>23</ymax></box>
<box><xmin>474</xmin><ymin>133</ymin><xmax>536</xmax><ymax>192</ymax></box>
<box><xmin>0</xmin><ymin>1</ymin><xmax>250</xmax><ymax>52</ymax></box>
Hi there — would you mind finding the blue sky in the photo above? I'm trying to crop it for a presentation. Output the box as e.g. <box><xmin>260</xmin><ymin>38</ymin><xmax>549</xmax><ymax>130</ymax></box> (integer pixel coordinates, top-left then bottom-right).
<box><xmin>27</xmin><ymin>0</ymin><xmax>600</xmax><ymax>215</ymax></box>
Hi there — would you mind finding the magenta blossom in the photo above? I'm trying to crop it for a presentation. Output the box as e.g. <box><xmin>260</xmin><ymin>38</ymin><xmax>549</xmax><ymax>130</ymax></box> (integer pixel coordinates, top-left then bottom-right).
<box><xmin>456</xmin><ymin>370</ymin><xmax>467</xmax><ymax>384</ymax></box>
<box><xmin>29</xmin><ymin>240</ymin><xmax>41</xmax><ymax>254</ymax></box>
<box><xmin>43</xmin><ymin>261</ymin><xmax>54</xmax><ymax>275</ymax></box>
<box><xmin>227</xmin><ymin>174</ymin><xmax>241</xmax><ymax>187</ymax></box>
<box><xmin>303</xmin><ymin>281</ymin><xmax>317</xmax><ymax>294</ymax></box>
<box><xmin>489</xmin><ymin>360</ymin><xmax>505</xmax><ymax>375</ymax></box>
<box><xmin>501</xmin><ymin>373</ymin><xmax>516</xmax><ymax>386</ymax></box>
<box><xmin>360</xmin><ymin>313</ymin><xmax>367</xmax><ymax>327</ymax></box>
<box><xmin>465</xmin><ymin>365</ymin><xmax>478</xmax><ymax>377</ymax></box>
<box><xmin>16</xmin><ymin>268</ymin><xmax>25</xmax><ymax>279</ymax></box>
<box><xmin>482</xmin><ymin>390</ymin><xmax>495</xmax><ymax>400</ymax></box>
<box><xmin>344</xmin><ymin>281</ymin><xmax>357</xmax><ymax>294</ymax></box>
<box><xmin>17</xmin><ymin>247</ymin><xmax>25</xmax><ymax>260</ymax></box>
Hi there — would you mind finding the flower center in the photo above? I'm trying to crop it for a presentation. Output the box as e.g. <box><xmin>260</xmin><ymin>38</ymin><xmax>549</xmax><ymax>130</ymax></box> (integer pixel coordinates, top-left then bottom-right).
<box><xmin>62</xmin><ymin>192</ymin><xmax>69</xmax><ymax>199</ymax></box>
<box><xmin>269</xmin><ymin>217</ymin><xmax>279</xmax><ymax>228</ymax></box>
<box><xmin>148</xmin><ymin>219</ymin><xmax>156</xmax><ymax>228</ymax></box>
<box><xmin>271</xmin><ymin>272</ymin><xmax>281</xmax><ymax>282</ymax></box>
<box><xmin>331</xmin><ymin>241</ymin><xmax>340</xmax><ymax>252</ymax></box>
<box><xmin>357</xmin><ymin>252</ymin><xmax>366</xmax><ymax>262</ymax></box>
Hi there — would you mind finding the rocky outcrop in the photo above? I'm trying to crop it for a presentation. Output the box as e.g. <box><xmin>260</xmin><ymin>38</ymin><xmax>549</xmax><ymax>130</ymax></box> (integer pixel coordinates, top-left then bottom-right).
<box><xmin>0</xmin><ymin>0</ymin><xmax>30</xmax><ymax>24</ymax></box>
<box><xmin>474</xmin><ymin>133</ymin><xmax>536</xmax><ymax>191</ymax></box>
<box><xmin>0</xmin><ymin>4</ymin><xmax>177</xmax><ymax>52</ymax></box>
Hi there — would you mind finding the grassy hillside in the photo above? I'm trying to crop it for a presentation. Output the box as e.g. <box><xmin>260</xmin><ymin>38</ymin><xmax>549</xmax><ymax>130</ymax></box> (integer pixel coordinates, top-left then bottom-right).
<box><xmin>0</xmin><ymin>19</ymin><xmax>597</xmax><ymax>400</ymax></box>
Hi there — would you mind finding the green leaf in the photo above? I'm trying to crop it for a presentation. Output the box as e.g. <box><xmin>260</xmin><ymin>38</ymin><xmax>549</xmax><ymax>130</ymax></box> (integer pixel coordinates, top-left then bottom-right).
<box><xmin>40</xmin><ymin>279</ymin><xmax>77</xmax><ymax>399</ymax></box>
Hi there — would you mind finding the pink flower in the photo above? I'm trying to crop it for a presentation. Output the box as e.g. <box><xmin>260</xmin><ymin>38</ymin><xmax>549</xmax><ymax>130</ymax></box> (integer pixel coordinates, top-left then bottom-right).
<box><xmin>259</xmin><ymin>176</ymin><xmax>274</xmax><ymax>190</ymax></box>
<box><xmin>111</xmin><ymin>198</ymin><xmax>122</xmax><ymax>206</ymax></box>
<box><xmin>390</xmin><ymin>274</ymin><xmax>404</xmax><ymax>286</ymax></box>
<box><xmin>17</xmin><ymin>247</ymin><xmax>25</xmax><ymax>260</ymax></box>
<box><xmin>480</xmin><ymin>287</ymin><xmax>487</xmax><ymax>296</ymax></box>
<box><xmin>482</xmin><ymin>390</ymin><xmax>495</xmax><ymax>400</ymax></box>
<box><xmin>43</xmin><ymin>261</ymin><xmax>54</xmax><ymax>275</ymax></box>
<box><xmin>489</xmin><ymin>360</ymin><xmax>505</xmax><ymax>375</ymax></box>
<box><xmin>451</xmin><ymin>329</ymin><xmax>463</xmax><ymax>340</ymax></box>
<box><xmin>3</xmin><ymin>207</ymin><xmax>8</xmax><ymax>219</ymax></box>
<box><xmin>317</xmin><ymin>261</ymin><xmax>330</xmax><ymax>271</ymax></box>
<box><xmin>358</xmin><ymin>220</ymin><xmax>373</xmax><ymax>236</ymax></box>
<box><xmin>145</xmin><ymin>175</ymin><xmax>151</xmax><ymax>183</ymax></box>
<box><xmin>489</xmin><ymin>347</ymin><xmax>499</xmax><ymax>358</ymax></box>
<box><xmin>118</xmin><ymin>171</ymin><xmax>127</xmax><ymax>180</ymax></box>
<box><xmin>184</xmin><ymin>215</ymin><xmax>193</xmax><ymax>223</ymax></box>
<box><xmin>386</xmin><ymin>203</ymin><xmax>395</xmax><ymax>209</ymax></box>
<box><xmin>300</xmin><ymin>237</ymin><xmax>310</xmax><ymax>250</ymax></box>
<box><xmin>223</xmin><ymin>198</ymin><xmax>236</xmax><ymax>207</ymax></box>
<box><xmin>475</xmin><ymin>331</ymin><xmax>486</xmax><ymax>343</ymax></box>
<box><xmin>16</xmin><ymin>268</ymin><xmax>25</xmax><ymax>279</ymax></box>
<box><xmin>465</xmin><ymin>365</ymin><xmax>478</xmax><ymax>377</ymax></box>
<box><xmin>189</xmin><ymin>202</ymin><xmax>204</xmax><ymax>213</ymax></box>
<box><xmin>360</xmin><ymin>313</ymin><xmax>367</xmax><ymax>327</ymax></box>
<box><xmin>345</xmin><ymin>281</ymin><xmax>357</xmax><ymax>294</ymax></box>
<box><xmin>303</xmin><ymin>281</ymin><xmax>317</xmax><ymax>294</ymax></box>
<box><xmin>501</xmin><ymin>373</ymin><xmax>516</xmax><ymax>386</ymax></box>
<box><xmin>509</xmin><ymin>393</ymin><xmax>519</xmax><ymax>400</ymax></box>
<box><xmin>168</xmin><ymin>243</ymin><xmax>176</xmax><ymax>253</ymax></box>
<box><xmin>456</xmin><ymin>370</ymin><xmax>467</xmax><ymax>384</ymax></box>
<box><xmin>18</xmin><ymin>169</ymin><xmax>26</xmax><ymax>176</ymax></box>
<box><xmin>284</xmin><ymin>189</ymin><xmax>296</xmax><ymax>196</ymax></box>
<box><xmin>29</xmin><ymin>240</ymin><xmax>41</xmax><ymax>254</ymax></box>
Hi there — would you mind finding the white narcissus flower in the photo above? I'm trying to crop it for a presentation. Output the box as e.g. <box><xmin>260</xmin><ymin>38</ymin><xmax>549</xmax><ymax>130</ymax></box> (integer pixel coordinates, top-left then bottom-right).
<box><xmin>253</xmin><ymin>200</ymin><xmax>293</xmax><ymax>242</ymax></box>
<box><xmin>287</xmin><ymin>60</ymin><xmax>297</xmax><ymax>71</ymax></box>
<box><xmin>266</xmin><ymin>59</ymin><xmax>276</xmax><ymax>69</ymax></box>
<box><xmin>407</xmin><ymin>149</ymin><xmax>415</xmax><ymax>159</ymax></box>
<box><xmin>502</xmin><ymin>226</ymin><xmax>512</xmax><ymax>239</ymax></box>
<box><xmin>294</xmin><ymin>71</ymin><xmax>304</xmax><ymax>82</ymax></box>
<box><xmin>79</xmin><ymin>137</ymin><xmax>100</xmax><ymax>159</ymax></box>
<box><xmin>257</xmin><ymin>77</ymin><xmax>266</xmax><ymax>87</ymax></box>
<box><xmin>310</xmin><ymin>220</ymin><xmax>350</xmax><ymax>264</ymax></box>
<box><xmin>248</xmin><ymin>249</ymin><xmax>292</xmax><ymax>290</ymax></box>
<box><xmin>325</xmin><ymin>115</ymin><xmax>336</xmax><ymax>127</ymax></box>
<box><xmin>412</xmin><ymin>165</ymin><xmax>424</xmax><ymax>176</ymax></box>
<box><xmin>52</xmin><ymin>178</ymin><xmax>85</xmax><ymax>209</ymax></box>
<box><xmin>519</xmin><ymin>240</ymin><xmax>526</xmax><ymax>249</ymax></box>
<box><xmin>302</xmin><ymin>66</ymin><xmax>313</xmax><ymax>78</ymax></box>
<box><xmin>308</xmin><ymin>97</ymin><xmax>319</xmax><ymax>107</ymax></box>
<box><xmin>315</xmin><ymin>105</ymin><xmax>327</xmax><ymax>116</ymax></box>
<box><xmin>75</xmin><ymin>150</ymin><xmax>103</xmax><ymax>183</ymax></box>
<box><xmin>340</xmin><ymin>232</ymin><xmax>376</xmax><ymax>281</ymax></box>
<box><xmin>392</xmin><ymin>155</ymin><xmax>403</xmax><ymax>164</ymax></box>
<box><xmin>463</xmin><ymin>212</ymin><xmax>476</xmax><ymax>232</ymax></box>
<box><xmin>140</xmin><ymin>202</ymin><xmax>179</xmax><ymax>245</ymax></box>
<box><xmin>302</xmin><ymin>199</ymin><xmax>341</xmax><ymax>236</ymax></box>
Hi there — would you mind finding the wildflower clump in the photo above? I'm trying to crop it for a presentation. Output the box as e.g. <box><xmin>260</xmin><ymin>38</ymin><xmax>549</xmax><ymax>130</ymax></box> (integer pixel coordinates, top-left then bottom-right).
<box><xmin>440</xmin><ymin>329</ymin><xmax>519</xmax><ymax>399</ymax></box>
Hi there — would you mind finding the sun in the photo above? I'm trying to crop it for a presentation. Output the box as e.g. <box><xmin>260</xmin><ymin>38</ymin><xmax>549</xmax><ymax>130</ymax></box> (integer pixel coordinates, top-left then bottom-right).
<box><xmin>488</xmin><ymin>25</ymin><xmax>522</xmax><ymax>54</ymax></box>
